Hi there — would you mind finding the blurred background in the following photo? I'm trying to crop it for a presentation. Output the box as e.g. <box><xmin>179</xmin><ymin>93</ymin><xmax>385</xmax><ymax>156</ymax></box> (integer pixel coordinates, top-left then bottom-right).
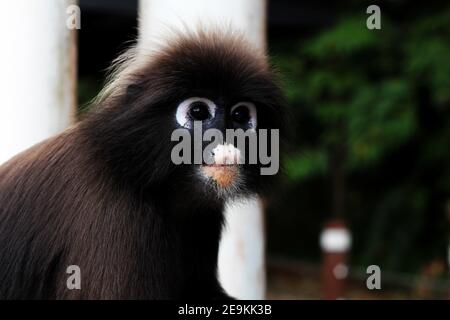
<box><xmin>76</xmin><ymin>0</ymin><xmax>450</xmax><ymax>299</ymax></box>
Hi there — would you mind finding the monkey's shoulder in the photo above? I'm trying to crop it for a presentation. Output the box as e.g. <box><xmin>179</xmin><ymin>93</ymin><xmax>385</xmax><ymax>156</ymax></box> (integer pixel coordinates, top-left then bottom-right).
<box><xmin>0</xmin><ymin>128</ymin><xmax>106</xmax><ymax>218</ymax></box>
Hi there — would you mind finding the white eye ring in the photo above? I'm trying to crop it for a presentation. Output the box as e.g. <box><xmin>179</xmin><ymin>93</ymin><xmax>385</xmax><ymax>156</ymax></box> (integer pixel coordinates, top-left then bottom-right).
<box><xmin>230</xmin><ymin>102</ymin><xmax>257</xmax><ymax>130</ymax></box>
<box><xmin>176</xmin><ymin>97</ymin><xmax>216</xmax><ymax>128</ymax></box>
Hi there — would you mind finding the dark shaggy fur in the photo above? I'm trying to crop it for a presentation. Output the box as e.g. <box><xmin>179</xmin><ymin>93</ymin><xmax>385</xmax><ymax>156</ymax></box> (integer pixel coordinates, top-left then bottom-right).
<box><xmin>0</xmin><ymin>31</ymin><xmax>285</xmax><ymax>299</ymax></box>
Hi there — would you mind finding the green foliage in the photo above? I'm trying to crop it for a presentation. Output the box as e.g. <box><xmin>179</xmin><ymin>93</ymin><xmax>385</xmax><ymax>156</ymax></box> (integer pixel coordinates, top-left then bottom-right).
<box><xmin>274</xmin><ymin>12</ymin><xmax>449</xmax><ymax>180</ymax></box>
<box><xmin>346</xmin><ymin>79</ymin><xmax>415</xmax><ymax>168</ymax></box>
<box><xmin>303</xmin><ymin>17</ymin><xmax>382</xmax><ymax>59</ymax></box>
<box><xmin>285</xmin><ymin>150</ymin><xmax>327</xmax><ymax>181</ymax></box>
<box><xmin>405</xmin><ymin>11</ymin><xmax>450</xmax><ymax>104</ymax></box>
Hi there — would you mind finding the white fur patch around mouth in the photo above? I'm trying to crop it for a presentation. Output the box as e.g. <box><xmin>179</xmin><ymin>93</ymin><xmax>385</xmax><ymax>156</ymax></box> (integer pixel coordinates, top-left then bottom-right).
<box><xmin>200</xmin><ymin>143</ymin><xmax>242</xmax><ymax>188</ymax></box>
<box><xmin>211</xmin><ymin>143</ymin><xmax>241</xmax><ymax>165</ymax></box>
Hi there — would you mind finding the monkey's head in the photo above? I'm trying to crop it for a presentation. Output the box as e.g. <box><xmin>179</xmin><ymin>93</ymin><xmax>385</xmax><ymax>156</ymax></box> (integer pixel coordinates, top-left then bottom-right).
<box><xmin>87</xmin><ymin>31</ymin><xmax>286</xmax><ymax>203</ymax></box>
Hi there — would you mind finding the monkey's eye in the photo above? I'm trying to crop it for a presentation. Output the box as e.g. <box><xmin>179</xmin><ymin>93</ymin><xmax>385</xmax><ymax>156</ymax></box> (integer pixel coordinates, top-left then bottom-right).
<box><xmin>230</xmin><ymin>102</ymin><xmax>257</xmax><ymax>129</ymax></box>
<box><xmin>189</xmin><ymin>101</ymin><xmax>211</xmax><ymax>121</ymax></box>
<box><xmin>176</xmin><ymin>97</ymin><xmax>216</xmax><ymax>128</ymax></box>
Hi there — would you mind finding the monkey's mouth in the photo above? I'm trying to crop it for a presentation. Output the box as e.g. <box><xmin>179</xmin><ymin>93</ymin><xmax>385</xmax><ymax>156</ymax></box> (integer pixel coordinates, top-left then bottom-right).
<box><xmin>199</xmin><ymin>143</ymin><xmax>241</xmax><ymax>188</ymax></box>
<box><xmin>200</xmin><ymin>164</ymin><xmax>239</xmax><ymax>188</ymax></box>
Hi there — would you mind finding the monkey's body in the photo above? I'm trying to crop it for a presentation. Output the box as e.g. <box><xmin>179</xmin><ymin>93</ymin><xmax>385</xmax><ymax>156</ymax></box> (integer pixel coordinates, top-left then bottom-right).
<box><xmin>0</xmin><ymin>31</ymin><xmax>284</xmax><ymax>299</ymax></box>
<box><xmin>0</xmin><ymin>130</ymin><xmax>226</xmax><ymax>299</ymax></box>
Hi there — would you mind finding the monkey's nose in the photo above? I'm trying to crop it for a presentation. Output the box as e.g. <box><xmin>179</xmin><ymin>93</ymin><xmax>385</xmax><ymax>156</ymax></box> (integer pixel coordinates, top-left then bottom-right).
<box><xmin>211</xmin><ymin>144</ymin><xmax>241</xmax><ymax>165</ymax></box>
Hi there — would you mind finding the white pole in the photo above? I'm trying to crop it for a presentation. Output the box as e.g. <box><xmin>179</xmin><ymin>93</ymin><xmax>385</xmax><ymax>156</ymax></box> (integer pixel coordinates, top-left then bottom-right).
<box><xmin>0</xmin><ymin>0</ymin><xmax>77</xmax><ymax>164</ymax></box>
<box><xmin>139</xmin><ymin>0</ymin><xmax>267</xmax><ymax>299</ymax></box>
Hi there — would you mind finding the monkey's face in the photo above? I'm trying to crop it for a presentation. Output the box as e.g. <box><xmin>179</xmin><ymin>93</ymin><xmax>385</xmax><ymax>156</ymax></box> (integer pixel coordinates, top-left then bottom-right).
<box><xmin>167</xmin><ymin>94</ymin><xmax>282</xmax><ymax>201</ymax></box>
<box><xmin>173</xmin><ymin>96</ymin><xmax>261</xmax><ymax>198</ymax></box>
<box><xmin>97</xmin><ymin>33</ymin><xmax>285</xmax><ymax>202</ymax></box>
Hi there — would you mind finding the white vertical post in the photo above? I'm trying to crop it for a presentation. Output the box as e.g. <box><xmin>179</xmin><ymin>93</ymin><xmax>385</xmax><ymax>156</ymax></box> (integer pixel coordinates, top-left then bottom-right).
<box><xmin>139</xmin><ymin>0</ymin><xmax>267</xmax><ymax>299</ymax></box>
<box><xmin>0</xmin><ymin>0</ymin><xmax>77</xmax><ymax>164</ymax></box>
